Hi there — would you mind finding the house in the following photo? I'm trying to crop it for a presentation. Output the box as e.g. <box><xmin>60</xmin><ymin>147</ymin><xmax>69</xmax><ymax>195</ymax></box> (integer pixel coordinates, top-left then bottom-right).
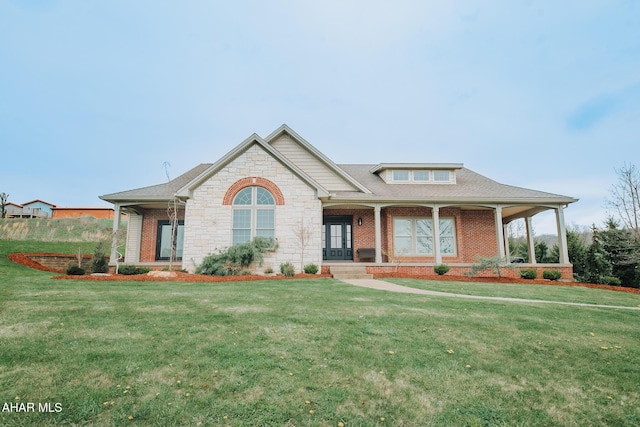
<box><xmin>4</xmin><ymin>202</ymin><xmax>24</xmax><ymax>218</ymax></box>
<box><xmin>100</xmin><ymin>125</ymin><xmax>577</xmax><ymax>278</ymax></box>
<box><xmin>6</xmin><ymin>200</ymin><xmax>57</xmax><ymax>218</ymax></box>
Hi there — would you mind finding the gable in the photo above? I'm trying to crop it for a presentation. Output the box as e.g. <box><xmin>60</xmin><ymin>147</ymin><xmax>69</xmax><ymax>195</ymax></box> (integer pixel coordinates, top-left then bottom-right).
<box><xmin>269</xmin><ymin>133</ymin><xmax>361</xmax><ymax>192</ymax></box>
<box><xmin>176</xmin><ymin>134</ymin><xmax>330</xmax><ymax>199</ymax></box>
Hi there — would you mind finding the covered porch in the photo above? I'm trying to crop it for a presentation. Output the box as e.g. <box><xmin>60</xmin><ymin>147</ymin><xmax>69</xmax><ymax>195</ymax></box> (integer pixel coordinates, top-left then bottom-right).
<box><xmin>321</xmin><ymin>201</ymin><xmax>573</xmax><ymax>279</ymax></box>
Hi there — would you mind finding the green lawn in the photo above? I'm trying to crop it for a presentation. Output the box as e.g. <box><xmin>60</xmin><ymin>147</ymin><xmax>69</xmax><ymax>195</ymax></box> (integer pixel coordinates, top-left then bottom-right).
<box><xmin>386</xmin><ymin>278</ymin><xmax>640</xmax><ymax>308</ymax></box>
<box><xmin>1</xmin><ymin>241</ymin><xmax>639</xmax><ymax>426</ymax></box>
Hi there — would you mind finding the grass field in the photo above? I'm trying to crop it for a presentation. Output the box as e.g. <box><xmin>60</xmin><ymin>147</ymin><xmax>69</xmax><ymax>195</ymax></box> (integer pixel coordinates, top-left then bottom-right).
<box><xmin>1</xmin><ymin>241</ymin><xmax>639</xmax><ymax>426</ymax></box>
<box><xmin>0</xmin><ymin>218</ymin><xmax>116</xmax><ymax>242</ymax></box>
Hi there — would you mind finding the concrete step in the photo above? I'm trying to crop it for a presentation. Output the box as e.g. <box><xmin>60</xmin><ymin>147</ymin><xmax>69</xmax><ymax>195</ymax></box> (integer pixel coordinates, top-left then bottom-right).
<box><xmin>329</xmin><ymin>265</ymin><xmax>373</xmax><ymax>279</ymax></box>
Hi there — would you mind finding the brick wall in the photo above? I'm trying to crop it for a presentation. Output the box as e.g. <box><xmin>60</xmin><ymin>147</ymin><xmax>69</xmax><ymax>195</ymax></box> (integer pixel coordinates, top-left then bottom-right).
<box><xmin>323</xmin><ymin>206</ymin><xmax>500</xmax><ymax>264</ymax></box>
<box><xmin>139</xmin><ymin>209</ymin><xmax>185</xmax><ymax>262</ymax></box>
<box><xmin>460</xmin><ymin>210</ymin><xmax>498</xmax><ymax>262</ymax></box>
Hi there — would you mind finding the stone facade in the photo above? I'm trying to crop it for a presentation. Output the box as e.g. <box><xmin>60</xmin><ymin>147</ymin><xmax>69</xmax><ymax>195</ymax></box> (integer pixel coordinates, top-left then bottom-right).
<box><xmin>181</xmin><ymin>144</ymin><xmax>322</xmax><ymax>272</ymax></box>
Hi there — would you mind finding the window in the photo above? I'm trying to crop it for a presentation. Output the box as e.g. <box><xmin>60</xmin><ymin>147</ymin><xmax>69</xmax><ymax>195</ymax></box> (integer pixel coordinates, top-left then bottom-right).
<box><xmin>387</xmin><ymin>169</ymin><xmax>455</xmax><ymax>184</ymax></box>
<box><xmin>393</xmin><ymin>217</ymin><xmax>456</xmax><ymax>256</ymax></box>
<box><xmin>413</xmin><ymin>171</ymin><xmax>430</xmax><ymax>181</ymax></box>
<box><xmin>156</xmin><ymin>220</ymin><xmax>185</xmax><ymax>260</ymax></box>
<box><xmin>232</xmin><ymin>186</ymin><xmax>275</xmax><ymax>245</ymax></box>
<box><xmin>392</xmin><ymin>170</ymin><xmax>410</xmax><ymax>181</ymax></box>
<box><xmin>433</xmin><ymin>170</ymin><xmax>451</xmax><ymax>182</ymax></box>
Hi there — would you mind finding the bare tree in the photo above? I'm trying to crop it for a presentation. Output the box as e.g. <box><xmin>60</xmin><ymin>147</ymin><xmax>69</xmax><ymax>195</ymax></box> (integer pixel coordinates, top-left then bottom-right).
<box><xmin>0</xmin><ymin>192</ymin><xmax>9</xmax><ymax>218</ymax></box>
<box><xmin>164</xmin><ymin>162</ymin><xmax>180</xmax><ymax>270</ymax></box>
<box><xmin>294</xmin><ymin>214</ymin><xmax>313</xmax><ymax>271</ymax></box>
<box><xmin>607</xmin><ymin>163</ymin><xmax>640</xmax><ymax>239</ymax></box>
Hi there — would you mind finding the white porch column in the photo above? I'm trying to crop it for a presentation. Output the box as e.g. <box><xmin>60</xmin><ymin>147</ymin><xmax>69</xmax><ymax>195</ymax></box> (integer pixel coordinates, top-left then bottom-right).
<box><xmin>432</xmin><ymin>205</ymin><xmax>442</xmax><ymax>265</ymax></box>
<box><xmin>525</xmin><ymin>216</ymin><xmax>537</xmax><ymax>264</ymax></box>
<box><xmin>555</xmin><ymin>205</ymin><xmax>570</xmax><ymax>264</ymax></box>
<box><xmin>374</xmin><ymin>205</ymin><xmax>382</xmax><ymax>263</ymax></box>
<box><xmin>503</xmin><ymin>223</ymin><xmax>511</xmax><ymax>260</ymax></box>
<box><xmin>110</xmin><ymin>203</ymin><xmax>121</xmax><ymax>264</ymax></box>
<box><xmin>495</xmin><ymin>205</ymin><xmax>506</xmax><ymax>258</ymax></box>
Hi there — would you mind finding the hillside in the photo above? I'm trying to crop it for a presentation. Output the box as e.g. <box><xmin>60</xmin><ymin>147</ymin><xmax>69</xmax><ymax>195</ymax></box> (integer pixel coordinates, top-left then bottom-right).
<box><xmin>0</xmin><ymin>217</ymin><xmax>122</xmax><ymax>242</ymax></box>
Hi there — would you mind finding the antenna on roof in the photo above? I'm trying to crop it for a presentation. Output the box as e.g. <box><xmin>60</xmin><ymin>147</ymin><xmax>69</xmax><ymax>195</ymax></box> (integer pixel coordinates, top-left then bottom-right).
<box><xmin>163</xmin><ymin>161</ymin><xmax>172</xmax><ymax>181</ymax></box>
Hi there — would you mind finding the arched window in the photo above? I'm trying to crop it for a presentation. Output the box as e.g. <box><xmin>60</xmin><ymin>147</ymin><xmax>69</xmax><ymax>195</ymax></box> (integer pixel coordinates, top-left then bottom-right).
<box><xmin>232</xmin><ymin>186</ymin><xmax>275</xmax><ymax>245</ymax></box>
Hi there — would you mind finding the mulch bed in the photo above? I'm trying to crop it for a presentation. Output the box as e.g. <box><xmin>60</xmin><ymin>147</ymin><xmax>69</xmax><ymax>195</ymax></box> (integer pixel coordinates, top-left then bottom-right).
<box><xmin>7</xmin><ymin>253</ymin><xmax>66</xmax><ymax>274</ymax></box>
<box><xmin>53</xmin><ymin>271</ymin><xmax>333</xmax><ymax>282</ymax></box>
<box><xmin>7</xmin><ymin>252</ymin><xmax>640</xmax><ymax>294</ymax></box>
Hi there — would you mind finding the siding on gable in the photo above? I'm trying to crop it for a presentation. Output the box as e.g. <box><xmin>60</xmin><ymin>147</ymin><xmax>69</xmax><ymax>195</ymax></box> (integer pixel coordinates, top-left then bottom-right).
<box><xmin>270</xmin><ymin>134</ymin><xmax>359</xmax><ymax>192</ymax></box>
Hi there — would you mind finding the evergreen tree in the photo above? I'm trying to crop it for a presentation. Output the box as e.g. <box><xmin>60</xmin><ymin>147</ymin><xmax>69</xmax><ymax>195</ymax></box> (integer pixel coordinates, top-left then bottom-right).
<box><xmin>600</xmin><ymin>217</ymin><xmax>640</xmax><ymax>288</ymax></box>
<box><xmin>567</xmin><ymin>229</ymin><xmax>589</xmax><ymax>281</ymax></box>
<box><xmin>585</xmin><ymin>226</ymin><xmax>613</xmax><ymax>284</ymax></box>
<box><xmin>91</xmin><ymin>241</ymin><xmax>109</xmax><ymax>274</ymax></box>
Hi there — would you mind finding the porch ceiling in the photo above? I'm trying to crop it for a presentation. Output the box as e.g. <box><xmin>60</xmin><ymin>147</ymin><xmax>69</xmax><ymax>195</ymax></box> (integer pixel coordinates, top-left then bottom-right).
<box><xmin>501</xmin><ymin>205</ymin><xmax>551</xmax><ymax>222</ymax></box>
<box><xmin>321</xmin><ymin>203</ymin><xmax>555</xmax><ymax>222</ymax></box>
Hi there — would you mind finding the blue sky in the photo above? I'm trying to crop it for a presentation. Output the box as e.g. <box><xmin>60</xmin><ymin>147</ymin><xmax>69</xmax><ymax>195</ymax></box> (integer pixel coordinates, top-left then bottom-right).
<box><xmin>1</xmin><ymin>0</ymin><xmax>639</xmax><ymax>234</ymax></box>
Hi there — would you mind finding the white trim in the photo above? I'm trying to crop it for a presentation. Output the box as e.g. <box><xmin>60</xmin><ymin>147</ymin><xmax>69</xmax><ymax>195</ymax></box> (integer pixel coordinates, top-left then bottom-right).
<box><xmin>231</xmin><ymin>186</ymin><xmax>276</xmax><ymax>245</ymax></box>
<box><xmin>387</xmin><ymin>169</ymin><xmax>456</xmax><ymax>184</ymax></box>
<box><xmin>392</xmin><ymin>216</ymin><xmax>457</xmax><ymax>257</ymax></box>
<box><xmin>176</xmin><ymin>134</ymin><xmax>330</xmax><ymax>198</ymax></box>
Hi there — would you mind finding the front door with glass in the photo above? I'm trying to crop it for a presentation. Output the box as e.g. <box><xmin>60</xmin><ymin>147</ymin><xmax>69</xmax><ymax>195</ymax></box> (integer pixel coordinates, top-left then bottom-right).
<box><xmin>322</xmin><ymin>216</ymin><xmax>353</xmax><ymax>261</ymax></box>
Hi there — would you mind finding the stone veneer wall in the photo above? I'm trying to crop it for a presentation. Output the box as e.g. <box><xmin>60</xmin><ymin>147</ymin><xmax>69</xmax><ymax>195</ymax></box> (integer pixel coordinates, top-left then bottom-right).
<box><xmin>181</xmin><ymin>144</ymin><xmax>322</xmax><ymax>273</ymax></box>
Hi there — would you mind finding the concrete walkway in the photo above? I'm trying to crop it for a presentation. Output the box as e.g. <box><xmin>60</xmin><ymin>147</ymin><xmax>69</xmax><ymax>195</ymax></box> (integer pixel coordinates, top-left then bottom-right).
<box><xmin>340</xmin><ymin>279</ymin><xmax>640</xmax><ymax>311</ymax></box>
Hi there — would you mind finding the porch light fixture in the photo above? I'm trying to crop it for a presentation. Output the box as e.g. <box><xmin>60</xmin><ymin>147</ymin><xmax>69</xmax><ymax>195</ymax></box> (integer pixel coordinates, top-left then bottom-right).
<box><xmin>357</xmin><ymin>217</ymin><xmax>363</xmax><ymax>226</ymax></box>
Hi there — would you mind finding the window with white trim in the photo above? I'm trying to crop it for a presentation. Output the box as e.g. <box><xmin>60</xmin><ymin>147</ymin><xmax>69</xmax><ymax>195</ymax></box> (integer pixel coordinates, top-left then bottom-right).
<box><xmin>392</xmin><ymin>170</ymin><xmax>410</xmax><ymax>181</ymax></box>
<box><xmin>433</xmin><ymin>170</ymin><xmax>451</xmax><ymax>182</ymax></box>
<box><xmin>393</xmin><ymin>217</ymin><xmax>456</xmax><ymax>256</ymax></box>
<box><xmin>413</xmin><ymin>171</ymin><xmax>430</xmax><ymax>181</ymax></box>
<box><xmin>389</xmin><ymin>169</ymin><xmax>455</xmax><ymax>184</ymax></box>
<box><xmin>232</xmin><ymin>186</ymin><xmax>275</xmax><ymax>245</ymax></box>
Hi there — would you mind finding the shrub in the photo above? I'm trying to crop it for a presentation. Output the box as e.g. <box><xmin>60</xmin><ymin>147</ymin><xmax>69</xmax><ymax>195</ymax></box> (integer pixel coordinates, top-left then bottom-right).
<box><xmin>603</xmin><ymin>276</ymin><xmax>622</xmax><ymax>286</ymax></box>
<box><xmin>196</xmin><ymin>237</ymin><xmax>276</xmax><ymax>276</ymax></box>
<box><xmin>91</xmin><ymin>242</ymin><xmax>109</xmax><ymax>273</ymax></box>
<box><xmin>118</xmin><ymin>265</ymin><xmax>151</xmax><ymax>275</ymax></box>
<box><xmin>520</xmin><ymin>269</ymin><xmax>537</xmax><ymax>280</ymax></box>
<box><xmin>543</xmin><ymin>270</ymin><xmax>562</xmax><ymax>281</ymax></box>
<box><xmin>466</xmin><ymin>257</ymin><xmax>513</xmax><ymax>278</ymax></box>
<box><xmin>264</xmin><ymin>266</ymin><xmax>274</xmax><ymax>274</ymax></box>
<box><xmin>303</xmin><ymin>263</ymin><xmax>319</xmax><ymax>274</ymax></box>
<box><xmin>280</xmin><ymin>262</ymin><xmax>295</xmax><ymax>277</ymax></box>
<box><xmin>66</xmin><ymin>265</ymin><xmax>85</xmax><ymax>275</ymax></box>
<box><xmin>433</xmin><ymin>264</ymin><xmax>450</xmax><ymax>275</ymax></box>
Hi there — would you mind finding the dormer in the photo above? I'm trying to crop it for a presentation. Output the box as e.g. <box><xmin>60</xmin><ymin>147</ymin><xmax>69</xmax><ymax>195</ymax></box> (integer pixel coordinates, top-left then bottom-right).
<box><xmin>369</xmin><ymin>163</ymin><xmax>463</xmax><ymax>184</ymax></box>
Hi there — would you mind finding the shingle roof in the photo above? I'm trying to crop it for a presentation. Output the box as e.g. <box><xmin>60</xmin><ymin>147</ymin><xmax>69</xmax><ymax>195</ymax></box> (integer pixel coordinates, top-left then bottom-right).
<box><xmin>335</xmin><ymin>164</ymin><xmax>576</xmax><ymax>204</ymax></box>
<box><xmin>100</xmin><ymin>163</ymin><xmax>212</xmax><ymax>202</ymax></box>
<box><xmin>100</xmin><ymin>161</ymin><xmax>576</xmax><ymax>205</ymax></box>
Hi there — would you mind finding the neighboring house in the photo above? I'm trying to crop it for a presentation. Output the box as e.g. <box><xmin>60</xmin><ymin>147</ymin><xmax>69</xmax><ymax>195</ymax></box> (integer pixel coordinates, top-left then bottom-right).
<box><xmin>4</xmin><ymin>202</ymin><xmax>24</xmax><ymax>218</ymax></box>
<box><xmin>7</xmin><ymin>200</ymin><xmax>56</xmax><ymax>218</ymax></box>
<box><xmin>21</xmin><ymin>199</ymin><xmax>56</xmax><ymax>218</ymax></box>
<box><xmin>51</xmin><ymin>206</ymin><xmax>120</xmax><ymax>219</ymax></box>
<box><xmin>100</xmin><ymin>125</ymin><xmax>577</xmax><ymax>278</ymax></box>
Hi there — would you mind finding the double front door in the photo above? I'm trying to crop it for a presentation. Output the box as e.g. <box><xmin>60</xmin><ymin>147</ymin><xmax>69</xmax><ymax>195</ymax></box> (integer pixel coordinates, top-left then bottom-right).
<box><xmin>323</xmin><ymin>216</ymin><xmax>353</xmax><ymax>261</ymax></box>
